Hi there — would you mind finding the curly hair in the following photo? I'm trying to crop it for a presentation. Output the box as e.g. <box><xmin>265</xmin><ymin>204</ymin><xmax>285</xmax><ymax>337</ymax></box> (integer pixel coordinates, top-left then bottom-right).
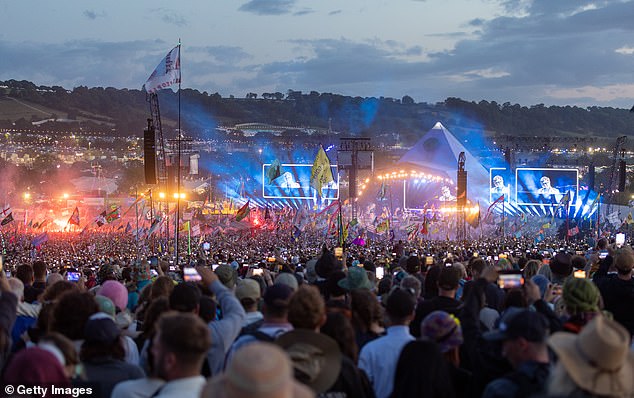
<box><xmin>51</xmin><ymin>292</ymin><xmax>99</xmax><ymax>340</ymax></box>
<box><xmin>288</xmin><ymin>285</ymin><xmax>325</xmax><ymax>330</ymax></box>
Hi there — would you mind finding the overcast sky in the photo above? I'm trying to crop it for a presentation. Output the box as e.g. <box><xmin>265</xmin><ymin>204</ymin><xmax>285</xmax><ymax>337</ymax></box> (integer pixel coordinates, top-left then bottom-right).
<box><xmin>2</xmin><ymin>0</ymin><xmax>634</xmax><ymax>108</ymax></box>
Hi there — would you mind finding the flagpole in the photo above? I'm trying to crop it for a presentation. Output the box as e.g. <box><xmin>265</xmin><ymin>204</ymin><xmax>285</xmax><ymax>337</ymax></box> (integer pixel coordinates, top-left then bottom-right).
<box><xmin>135</xmin><ymin>187</ymin><xmax>140</xmax><ymax>260</ymax></box>
<box><xmin>175</xmin><ymin>39</ymin><xmax>182</xmax><ymax>266</ymax></box>
<box><xmin>565</xmin><ymin>193</ymin><xmax>570</xmax><ymax>243</ymax></box>
<box><xmin>597</xmin><ymin>194</ymin><xmax>601</xmax><ymax>239</ymax></box>
<box><xmin>502</xmin><ymin>196</ymin><xmax>505</xmax><ymax>238</ymax></box>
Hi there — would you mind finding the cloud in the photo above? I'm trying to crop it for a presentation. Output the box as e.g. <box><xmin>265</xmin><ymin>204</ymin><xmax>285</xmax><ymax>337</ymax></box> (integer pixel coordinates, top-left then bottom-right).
<box><xmin>239</xmin><ymin>0</ymin><xmax>296</xmax><ymax>15</ymax></box>
<box><xmin>615</xmin><ymin>46</ymin><xmax>634</xmax><ymax>55</ymax></box>
<box><xmin>328</xmin><ymin>10</ymin><xmax>342</xmax><ymax>16</ymax></box>
<box><xmin>148</xmin><ymin>8</ymin><xmax>187</xmax><ymax>27</ymax></box>
<box><xmin>83</xmin><ymin>10</ymin><xmax>105</xmax><ymax>20</ymax></box>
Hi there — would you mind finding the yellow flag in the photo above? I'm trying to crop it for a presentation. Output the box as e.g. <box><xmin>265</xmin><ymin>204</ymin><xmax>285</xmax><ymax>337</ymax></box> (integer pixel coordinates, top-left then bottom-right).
<box><xmin>310</xmin><ymin>145</ymin><xmax>334</xmax><ymax>197</ymax></box>
<box><xmin>179</xmin><ymin>220</ymin><xmax>190</xmax><ymax>232</ymax></box>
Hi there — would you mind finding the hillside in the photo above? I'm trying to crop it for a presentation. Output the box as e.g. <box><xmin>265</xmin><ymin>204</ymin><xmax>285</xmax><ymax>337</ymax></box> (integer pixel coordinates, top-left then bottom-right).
<box><xmin>1</xmin><ymin>80</ymin><xmax>633</xmax><ymax>146</ymax></box>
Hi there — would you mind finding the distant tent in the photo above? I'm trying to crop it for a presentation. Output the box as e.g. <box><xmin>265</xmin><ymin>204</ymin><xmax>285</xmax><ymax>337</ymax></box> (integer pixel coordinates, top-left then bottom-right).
<box><xmin>397</xmin><ymin>122</ymin><xmax>489</xmax><ymax>197</ymax></box>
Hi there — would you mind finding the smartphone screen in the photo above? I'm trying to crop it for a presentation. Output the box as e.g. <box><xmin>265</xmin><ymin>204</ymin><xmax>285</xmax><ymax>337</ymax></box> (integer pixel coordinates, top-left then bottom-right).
<box><xmin>212</xmin><ymin>264</ymin><xmax>220</xmax><ymax>271</ymax></box>
<box><xmin>66</xmin><ymin>272</ymin><xmax>81</xmax><ymax>282</ymax></box>
<box><xmin>376</xmin><ymin>266</ymin><xmax>384</xmax><ymax>280</ymax></box>
<box><xmin>425</xmin><ymin>256</ymin><xmax>433</xmax><ymax>265</ymax></box>
<box><xmin>252</xmin><ymin>268</ymin><xmax>263</xmax><ymax>276</ymax></box>
<box><xmin>573</xmin><ymin>270</ymin><xmax>587</xmax><ymax>278</ymax></box>
<box><xmin>183</xmin><ymin>267</ymin><xmax>202</xmax><ymax>282</ymax></box>
<box><xmin>497</xmin><ymin>272</ymin><xmax>524</xmax><ymax>289</ymax></box>
<box><xmin>599</xmin><ymin>251</ymin><xmax>608</xmax><ymax>259</ymax></box>
<box><xmin>616</xmin><ymin>233</ymin><xmax>625</xmax><ymax>248</ymax></box>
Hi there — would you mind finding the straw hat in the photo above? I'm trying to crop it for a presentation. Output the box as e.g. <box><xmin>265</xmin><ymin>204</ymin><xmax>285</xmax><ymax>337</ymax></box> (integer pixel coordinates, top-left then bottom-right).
<box><xmin>202</xmin><ymin>342</ymin><xmax>313</xmax><ymax>398</ymax></box>
<box><xmin>548</xmin><ymin>316</ymin><xmax>634</xmax><ymax>396</ymax></box>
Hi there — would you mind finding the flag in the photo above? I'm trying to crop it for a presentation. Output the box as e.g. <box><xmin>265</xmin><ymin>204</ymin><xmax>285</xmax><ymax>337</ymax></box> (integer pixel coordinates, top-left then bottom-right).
<box><xmin>310</xmin><ymin>145</ymin><xmax>334</xmax><ymax>196</ymax></box>
<box><xmin>376</xmin><ymin>219</ymin><xmax>390</xmax><ymax>233</ymax></box>
<box><xmin>406</xmin><ymin>224</ymin><xmax>419</xmax><ymax>240</ymax></box>
<box><xmin>567</xmin><ymin>226</ymin><xmax>580</xmax><ymax>237</ymax></box>
<box><xmin>105</xmin><ymin>207</ymin><xmax>120</xmax><ymax>223</ymax></box>
<box><xmin>32</xmin><ymin>232</ymin><xmax>49</xmax><ymax>247</ymax></box>
<box><xmin>96</xmin><ymin>211</ymin><xmax>107</xmax><ymax>227</ymax></box>
<box><xmin>147</xmin><ymin>217</ymin><xmax>162</xmax><ymax>237</ymax></box>
<box><xmin>377</xmin><ymin>180</ymin><xmax>387</xmax><ymax>201</ymax></box>
<box><xmin>606</xmin><ymin>211</ymin><xmax>621</xmax><ymax>226</ymax></box>
<box><xmin>421</xmin><ymin>218</ymin><xmax>429</xmax><ymax>235</ymax></box>
<box><xmin>145</xmin><ymin>45</ymin><xmax>181</xmax><ymax>94</ymax></box>
<box><xmin>191</xmin><ymin>223</ymin><xmax>201</xmax><ymax>237</ymax></box>
<box><xmin>68</xmin><ymin>207</ymin><xmax>80</xmax><ymax>226</ymax></box>
<box><xmin>1</xmin><ymin>212</ymin><xmax>14</xmax><ymax>226</ymax></box>
<box><xmin>264</xmin><ymin>206</ymin><xmax>270</xmax><ymax>220</ymax></box>
<box><xmin>235</xmin><ymin>200</ymin><xmax>250</xmax><ymax>221</ymax></box>
<box><xmin>626</xmin><ymin>212</ymin><xmax>634</xmax><ymax>225</ymax></box>
<box><xmin>588</xmin><ymin>193</ymin><xmax>601</xmax><ymax>210</ymax></box>
<box><xmin>1</xmin><ymin>204</ymin><xmax>11</xmax><ymax>217</ymax></box>
<box><xmin>180</xmin><ymin>221</ymin><xmax>190</xmax><ymax>233</ymax></box>
<box><xmin>266</xmin><ymin>159</ymin><xmax>282</xmax><ymax>184</ymax></box>
<box><xmin>552</xmin><ymin>191</ymin><xmax>571</xmax><ymax>222</ymax></box>
<box><xmin>484</xmin><ymin>195</ymin><xmax>505</xmax><ymax>220</ymax></box>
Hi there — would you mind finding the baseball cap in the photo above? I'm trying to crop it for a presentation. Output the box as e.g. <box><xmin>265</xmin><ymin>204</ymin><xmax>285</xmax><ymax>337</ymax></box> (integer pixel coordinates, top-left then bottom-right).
<box><xmin>483</xmin><ymin>309</ymin><xmax>548</xmax><ymax>342</ymax></box>
<box><xmin>235</xmin><ymin>278</ymin><xmax>261</xmax><ymax>302</ymax></box>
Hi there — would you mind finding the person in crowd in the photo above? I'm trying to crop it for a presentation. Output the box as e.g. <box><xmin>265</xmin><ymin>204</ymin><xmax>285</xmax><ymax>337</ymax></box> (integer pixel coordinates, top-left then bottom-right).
<box><xmin>420</xmin><ymin>310</ymin><xmax>475</xmax><ymax>398</ymax></box>
<box><xmin>390</xmin><ymin>340</ymin><xmax>456</xmax><ymax>398</ymax></box>
<box><xmin>38</xmin><ymin>332</ymin><xmax>81</xmax><ymax>380</ymax></box>
<box><xmin>549</xmin><ymin>253</ymin><xmax>573</xmax><ymax>286</ymax></box>
<box><xmin>359</xmin><ymin>287</ymin><xmax>417</xmax><ymax>398</ymax></box>
<box><xmin>201</xmin><ymin>342</ymin><xmax>313</xmax><ymax>398</ymax></box>
<box><xmin>282</xmin><ymin>284</ymin><xmax>372</xmax><ymax>397</ymax></box>
<box><xmin>522</xmin><ymin>260</ymin><xmax>541</xmax><ymax>281</ymax></box>
<box><xmin>595</xmin><ymin>246</ymin><xmax>634</xmax><ymax>337</ymax></box>
<box><xmin>546</xmin><ymin>315</ymin><xmax>634</xmax><ymax>397</ymax></box>
<box><xmin>79</xmin><ymin>313</ymin><xmax>145</xmax><ymax>397</ymax></box>
<box><xmin>0</xmin><ymin>271</ymin><xmax>17</xmax><ymax>374</ymax></box>
<box><xmin>481</xmin><ymin>309</ymin><xmax>551</xmax><ymax>398</ymax></box>
<box><xmin>16</xmin><ymin>263</ymin><xmax>43</xmax><ymax>304</ymax></box>
<box><xmin>146</xmin><ymin>312</ymin><xmax>212</xmax><ymax>397</ymax></box>
<box><xmin>235</xmin><ymin>277</ymin><xmax>263</xmax><ymax>330</ymax></box>
<box><xmin>32</xmin><ymin>260</ymin><xmax>47</xmax><ymax>291</ymax></box>
<box><xmin>3</xmin><ymin>346</ymin><xmax>71</xmax><ymax>389</ymax></box>
<box><xmin>350</xmin><ymin>288</ymin><xmax>384</xmax><ymax>349</ymax></box>
<box><xmin>195</xmin><ymin>265</ymin><xmax>246</xmax><ymax>375</ymax></box>
<box><xmin>411</xmin><ymin>265</ymin><xmax>463</xmax><ymax>337</ymax></box>
<box><xmin>7</xmin><ymin>278</ymin><xmax>39</xmax><ymax>350</ymax></box>
<box><xmin>50</xmin><ymin>291</ymin><xmax>99</xmax><ymax>352</ymax></box>
<box><xmin>560</xmin><ymin>277</ymin><xmax>602</xmax><ymax>334</ymax></box>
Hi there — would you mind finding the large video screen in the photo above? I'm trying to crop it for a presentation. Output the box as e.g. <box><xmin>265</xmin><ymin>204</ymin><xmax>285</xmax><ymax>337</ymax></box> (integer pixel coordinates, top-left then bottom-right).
<box><xmin>262</xmin><ymin>163</ymin><xmax>339</xmax><ymax>200</ymax></box>
<box><xmin>404</xmin><ymin>180</ymin><xmax>455</xmax><ymax>211</ymax></box>
<box><xmin>515</xmin><ymin>168</ymin><xmax>578</xmax><ymax>206</ymax></box>
<box><xmin>489</xmin><ymin>168</ymin><xmax>512</xmax><ymax>203</ymax></box>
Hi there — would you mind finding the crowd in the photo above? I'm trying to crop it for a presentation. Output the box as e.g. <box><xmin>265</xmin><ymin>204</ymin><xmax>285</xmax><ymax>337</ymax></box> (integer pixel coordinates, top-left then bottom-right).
<box><xmin>0</xmin><ymin>231</ymin><xmax>633</xmax><ymax>398</ymax></box>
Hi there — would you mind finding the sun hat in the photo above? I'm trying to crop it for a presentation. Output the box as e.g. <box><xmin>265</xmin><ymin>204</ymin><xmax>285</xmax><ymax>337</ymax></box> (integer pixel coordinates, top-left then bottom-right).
<box><xmin>549</xmin><ymin>253</ymin><xmax>573</xmax><ymax>277</ymax></box>
<box><xmin>420</xmin><ymin>311</ymin><xmax>463</xmax><ymax>353</ymax></box>
<box><xmin>562</xmin><ymin>277</ymin><xmax>600</xmax><ymax>314</ymax></box>
<box><xmin>202</xmin><ymin>342</ymin><xmax>313</xmax><ymax>398</ymax></box>
<box><xmin>98</xmin><ymin>280</ymin><xmax>128</xmax><ymax>310</ymax></box>
<box><xmin>337</xmin><ymin>267</ymin><xmax>373</xmax><ymax>291</ymax></box>
<box><xmin>548</xmin><ymin>316</ymin><xmax>634</xmax><ymax>396</ymax></box>
<box><xmin>276</xmin><ymin>329</ymin><xmax>342</xmax><ymax>394</ymax></box>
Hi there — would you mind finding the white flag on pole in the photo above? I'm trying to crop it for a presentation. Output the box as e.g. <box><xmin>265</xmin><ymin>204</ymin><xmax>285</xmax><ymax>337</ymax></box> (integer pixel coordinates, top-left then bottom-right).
<box><xmin>145</xmin><ymin>45</ymin><xmax>181</xmax><ymax>93</ymax></box>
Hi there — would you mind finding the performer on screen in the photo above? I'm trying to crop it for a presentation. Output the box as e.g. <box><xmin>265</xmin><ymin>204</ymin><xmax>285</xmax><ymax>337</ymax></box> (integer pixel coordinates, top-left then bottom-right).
<box><xmin>490</xmin><ymin>175</ymin><xmax>510</xmax><ymax>197</ymax></box>
<box><xmin>536</xmin><ymin>176</ymin><xmax>560</xmax><ymax>195</ymax></box>
<box><xmin>439</xmin><ymin>185</ymin><xmax>456</xmax><ymax>202</ymax></box>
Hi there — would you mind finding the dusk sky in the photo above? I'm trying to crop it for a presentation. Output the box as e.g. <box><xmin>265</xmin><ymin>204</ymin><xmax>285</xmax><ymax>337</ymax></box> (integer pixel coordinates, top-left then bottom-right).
<box><xmin>2</xmin><ymin>0</ymin><xmax>634</xmax><ymax>108</ymax></box>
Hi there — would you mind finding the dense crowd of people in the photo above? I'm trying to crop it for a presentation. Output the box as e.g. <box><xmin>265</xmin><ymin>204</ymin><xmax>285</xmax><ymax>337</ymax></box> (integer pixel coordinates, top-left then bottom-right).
<box><xmin>0</xmin><ymin>231</ymin><xmax>633</xmax><ymax>398</ymax></box>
